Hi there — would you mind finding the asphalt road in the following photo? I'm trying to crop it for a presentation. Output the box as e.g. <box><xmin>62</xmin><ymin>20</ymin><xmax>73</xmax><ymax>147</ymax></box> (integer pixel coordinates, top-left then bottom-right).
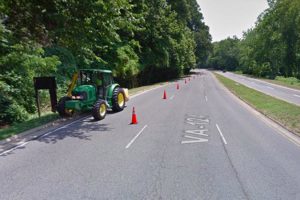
<box><xmin>1</xmin><ymin>70</ymin><xmax>300</xmax><ymax>200</ymax></box>
<box><xmin>216</xmin><ymin>71</ymin><xmax>300</xmax><ymax>106</ymax></box>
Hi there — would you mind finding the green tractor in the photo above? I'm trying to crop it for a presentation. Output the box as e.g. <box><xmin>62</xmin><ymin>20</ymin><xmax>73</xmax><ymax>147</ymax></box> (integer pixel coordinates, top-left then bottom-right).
<box><xmin>57</xmin><ymin>69</ymin><xmax>129</xmax><ymax>120</ymax></box>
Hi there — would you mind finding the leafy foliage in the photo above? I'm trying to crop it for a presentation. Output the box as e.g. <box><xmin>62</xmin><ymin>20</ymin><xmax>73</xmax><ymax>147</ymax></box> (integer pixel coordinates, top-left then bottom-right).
<box><xmin>0</xmin><ymin>0</ymin><xmax>211</xmax><ymax>125</ymax></box>
<box><xmin>208</xmin><ymin>0</ymin><xmax>300</xmax><ymax>80</ymax></box>
<box><xmin>0</xmin><ymin>23</ymin><xmax>60</xmax><ymax>125</ymax></box>
<box><xmin>207</xmin><ymin>37</ymin><xmax>240</xmax><ymax>71</ymax></box>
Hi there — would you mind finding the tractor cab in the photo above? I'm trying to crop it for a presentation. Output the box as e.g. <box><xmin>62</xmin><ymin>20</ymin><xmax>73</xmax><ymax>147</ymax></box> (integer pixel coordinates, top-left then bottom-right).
<box><xmin>77</xmin><ymin>69</ymin><xmax>113</xmax><ymax>99</ymax></box>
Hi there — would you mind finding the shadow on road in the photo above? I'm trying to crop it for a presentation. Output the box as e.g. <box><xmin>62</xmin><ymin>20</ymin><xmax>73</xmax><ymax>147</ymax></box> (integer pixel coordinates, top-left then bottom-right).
<box><xmin>36</xmin><ymin>122</ymin><xmax>112</xmax><ymax>144</ymax></box>
<box><xmin>0</xmin><ymin>121</ymin><xmax>112</xmax><ymax>157</ymax></box>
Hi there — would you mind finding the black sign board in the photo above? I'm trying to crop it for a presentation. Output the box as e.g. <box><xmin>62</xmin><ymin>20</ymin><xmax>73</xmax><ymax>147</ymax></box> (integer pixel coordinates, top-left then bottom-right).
<box><xmin>33</xmin><ymin>77</ymin><xmax>57</xmax><ymax>117</ymax></box>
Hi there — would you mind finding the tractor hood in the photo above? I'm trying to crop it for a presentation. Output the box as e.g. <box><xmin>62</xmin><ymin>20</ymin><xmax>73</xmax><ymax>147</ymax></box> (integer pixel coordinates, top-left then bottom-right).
<box><xmin>72</xmin><ymin>85</ymin><xmax>96</xmax><ymax>101</ymax></box>
<box><xmin>73</xmin><ymin>85</ymin><xmax>95</xmax><ymax>93</ymax></box>
<box><xmin>65</xmin><ymin>85</ymin><xmax>97</xmax><ymax>111</ymax></box>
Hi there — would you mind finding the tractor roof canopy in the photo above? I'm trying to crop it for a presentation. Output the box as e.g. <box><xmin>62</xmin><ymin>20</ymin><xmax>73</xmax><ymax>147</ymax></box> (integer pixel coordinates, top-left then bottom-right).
<box><xmin>79</xmin><ymin>69</ymin><xmax>112</xmax><ymax>74</ymax></box>
<box><xmin>78</xmin><ymin>69</ymin><xmax>114</xmax><ymax>87</ymax></box>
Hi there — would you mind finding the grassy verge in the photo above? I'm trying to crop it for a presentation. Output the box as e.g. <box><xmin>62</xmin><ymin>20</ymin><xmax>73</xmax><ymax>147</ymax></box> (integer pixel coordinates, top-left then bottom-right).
<box><xmin>0</xmin><ymin>113</ymin><xmax>59</xmax><ymax>140</ymax></box>
<box><xmin>128</xmin><ymin>82</ymin><xmax>169</xmax><ymax>96</ymax></box>
<box><xmin>215</xmin><ymin>73</ymin><xmax>300</xmax><ymax>136</ymax></box>
<box><xmin>263</xmin><ymin>76</ymin><xmax>300</xmax><ymax>90</ymax></box>
<box><xmin>0</xmin><ymin>81</ymin><xmax>171</xmax><ymax>141</ymax></box>
<box><xmin>233</xmin><ymin>71</ymin><xmax>300</xmax><ymax>90</ymax></box>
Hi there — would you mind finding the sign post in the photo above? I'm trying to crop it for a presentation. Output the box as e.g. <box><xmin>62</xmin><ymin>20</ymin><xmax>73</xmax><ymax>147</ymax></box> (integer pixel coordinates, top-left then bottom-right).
<box><xmin>33</xmin><ymin>77</ymin><xmax>57</xmax><ymax>117</ymax></box>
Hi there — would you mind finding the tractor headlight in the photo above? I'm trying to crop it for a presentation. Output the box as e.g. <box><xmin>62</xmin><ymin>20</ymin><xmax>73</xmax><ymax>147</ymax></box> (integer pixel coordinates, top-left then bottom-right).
<box><xmin>72</xmin><ymin>95</ymin><xmax>84</xmax><ymax>100</ymax></box>
<box><xmin>71</xmin><ymin>91</ymin><xmax>87</xmax><ymax>100</ymax></box>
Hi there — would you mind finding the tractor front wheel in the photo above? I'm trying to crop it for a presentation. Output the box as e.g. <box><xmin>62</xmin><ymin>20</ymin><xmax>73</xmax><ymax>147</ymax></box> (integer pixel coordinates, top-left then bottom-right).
<box><xmin>92</xmin><ymin>100</ymin><xmax>107</xmax><ymax>121</ymax></box>
<box><xmin>112</xmin><ymin>88</ymin><xmax>126</xmax><ymax>112</ymax></box>
<box><xmin>57</xmin><ymin>96</ymin><xmax>74</xmax><ymax>117</ymax></box>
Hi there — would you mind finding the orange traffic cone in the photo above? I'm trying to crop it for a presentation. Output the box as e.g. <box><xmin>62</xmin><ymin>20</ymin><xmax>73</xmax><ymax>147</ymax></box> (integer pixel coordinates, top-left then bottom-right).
<box><xmin>185</xmin><ymin>79</ymin><xmax>187</xmax><ymax>84</ymax></box>
<box><xmin>176</xmin><ymin>83</ymin><xmax>179</xmax><ymax>90</ymax></box>
<box><xmin>131</xmin><ymin>107</ymin><xmax>138</xmax><ymax>124</ymax></box>
<box><xmin>163</xmin><ymin>90</ymin><xmax>167</xmax><ymax>99</ymax></box>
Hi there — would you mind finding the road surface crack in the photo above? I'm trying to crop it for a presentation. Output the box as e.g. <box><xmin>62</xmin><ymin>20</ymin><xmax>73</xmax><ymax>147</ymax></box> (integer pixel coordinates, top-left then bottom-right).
<box><xmin>221</xmin><ymin>142</ymin><xmax>250</xmax><ymax>200</ymax></box>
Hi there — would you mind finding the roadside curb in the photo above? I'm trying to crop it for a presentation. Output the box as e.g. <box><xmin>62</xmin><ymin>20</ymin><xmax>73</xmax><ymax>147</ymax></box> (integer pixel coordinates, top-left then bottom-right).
<box><xmin>0</xmin><ymin>81</ymin><xmax>173</xmax><ymax>155</ymax></box>
<box><xmin>232</xmin><ymin>72</ymin><xmax>300</xmax><ymax>93</ymax></box>
<box><xmin>216</xmin><ymin>71</ymin><xmax>300</xmax><ymax>107</ymax></box>
<box><xmin>0</xmin><ymin>114</ymin><xmax>89</xmax><ymax>154</ymax></box>
<box><xmin>212</xmin><ymin>72</ymin><xmax>300</xmax><ymax>147</ymax></box>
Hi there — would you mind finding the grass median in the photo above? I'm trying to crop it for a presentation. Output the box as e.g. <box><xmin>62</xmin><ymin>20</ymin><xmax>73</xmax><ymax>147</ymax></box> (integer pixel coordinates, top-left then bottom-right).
<box><xmin>263</xmin><ymin>76</ymin><xmax>300</xmax><ymax>90</ymax></box>
<box><xmin>0</xmin><ymin>81</ymin><xmax>171</xmax><ymax>141</ymax></box>
<box><xmin>234</xmin><ymin>71</ymin><xmax>300</xmax><ymax>90</ymax></box>
<box><xmin>215</xmin><ymin>73</ymin><xmax>300</xmax><ymax>136</ymax></box>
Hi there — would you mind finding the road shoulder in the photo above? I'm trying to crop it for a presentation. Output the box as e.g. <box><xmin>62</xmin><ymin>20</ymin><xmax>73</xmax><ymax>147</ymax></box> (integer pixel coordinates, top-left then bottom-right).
<box><xmin>0</xmin><ymin>82</ymin><xmax>171</xmax><ymax>155</ymax></box>
<box><xmin>212</xmin><ymin>72</ymin><xmax>300</xmax><ymax>147</ymax></box>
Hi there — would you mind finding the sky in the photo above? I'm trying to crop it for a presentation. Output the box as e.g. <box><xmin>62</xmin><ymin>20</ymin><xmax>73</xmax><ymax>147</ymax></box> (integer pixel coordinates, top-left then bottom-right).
<box><xmin>196</xmin><ymin>0</ymin><xmax>269</xmax><ymax>42</ymax></box>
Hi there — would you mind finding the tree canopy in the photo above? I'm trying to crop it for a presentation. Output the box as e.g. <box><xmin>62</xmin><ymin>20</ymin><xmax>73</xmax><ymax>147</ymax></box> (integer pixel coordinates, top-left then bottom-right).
<box><xmin>0</xmin><ymin>0</ymin><xmax>211</xmax><ymax>125</ymax></box>
<box><xmin>207</xmin><ymin>0</ymin><xmax>300</xmax><ymax>79</ymax></box>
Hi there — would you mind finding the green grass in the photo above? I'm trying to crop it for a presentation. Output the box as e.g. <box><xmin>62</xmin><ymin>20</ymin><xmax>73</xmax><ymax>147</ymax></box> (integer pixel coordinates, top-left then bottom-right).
<box><xmin>234</xmin><ymin>70</ymin><xmax>243</xmax><ymax>75</ymax></box>
<box><xmin>233</xmin><ymin>71</ymin><xmax>300</xmax><ymax>90</ymax></box>
<box><xmin>0</xmin><ymin>113</ymin><xmax>59</xmax><ymax>140</ymax></box>
<box><xmin>128</xmin><ymin>82</ymin><xmax>169</xmax><ymax>96</ymax></box>
<box><xmin>215</xmin><ymin>73</ymin><xmax>300</xmax><ymax>136</ymax></box>
<box><xmin>264</xmin><ymin>76</ymin><xmax>300</xmax><ymax>90</ymax></box>
<box><xmin>0</xmin><ymin>81</ymin><xmax>171</xmax><ymax>141</ymax></box>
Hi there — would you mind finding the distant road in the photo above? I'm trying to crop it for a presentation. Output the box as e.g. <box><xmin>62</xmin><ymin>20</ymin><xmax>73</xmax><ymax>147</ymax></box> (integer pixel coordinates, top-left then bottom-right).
<box><xmin>216</xmin><ymin>71</ymin><xmax>300</xmax><ymax>106</ymax></box>
<box><xmin>0</xmin><ymin>70</ymin><xmax>300</xmax><ymax>199</ymax></box>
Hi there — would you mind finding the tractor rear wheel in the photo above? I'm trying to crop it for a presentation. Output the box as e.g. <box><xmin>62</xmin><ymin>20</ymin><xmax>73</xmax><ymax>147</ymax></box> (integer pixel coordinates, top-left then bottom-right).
<box><xmin>92</xmin><ymin>99</ymin><xmax>107</xmax><ymax>120</ymax></box>
<box><xmin>112</xmin><ymin>88</ymin><xmax>125</xmax><ymax>112</ymax></box>
<box><xmin>57</xmin><ymin>96</ymin><xmax>74</xmax><ymax>117</ymax></box>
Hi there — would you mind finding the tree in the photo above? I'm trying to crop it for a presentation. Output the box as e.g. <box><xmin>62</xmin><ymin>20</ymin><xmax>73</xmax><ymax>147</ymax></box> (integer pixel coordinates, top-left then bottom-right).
<box><xmin>239</xmin><ymin>0</ymin><xmax>300</xmax><ymax>79</ymax></box>
<box><xmin>207</xmin><ymin>37</ymin><xmax>240</xmax><ymax>71</ymax></box>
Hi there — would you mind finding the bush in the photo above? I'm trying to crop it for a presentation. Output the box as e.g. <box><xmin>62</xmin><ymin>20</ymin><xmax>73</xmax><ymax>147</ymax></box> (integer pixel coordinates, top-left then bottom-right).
<box><xmin>0</xmin><ymin>95</ymin><xmax>28</xmax><ymax>125</ymax></box>
<box><xmin>0</xmin><ymin>24</ymin><xmax>60</xmax><ymax>124</ymax></box>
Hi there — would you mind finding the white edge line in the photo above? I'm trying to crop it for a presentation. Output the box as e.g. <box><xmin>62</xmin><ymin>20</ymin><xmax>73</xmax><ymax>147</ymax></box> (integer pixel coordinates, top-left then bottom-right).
<box><xmin>0</xmin><ymin>142</ymin><xmax>29</xmax><ymax>156</ymax></box>
<box><xmin>40</xmin><ymin>116</ymin><xmax>90</xmax><ymax>138</ymax></box>
<box><xmin>170</xmin><ymin>95</ymin><xmax>175</xmax><ymax>100</ymax></box>
<box><xmin>216</xmin><ymin>124</ymin><xmax>227</xmax><ymax>145</ymax></box>
<box><xmin>1</xmin><ymin>83</ymin><xmax>168</xmax><ymax>155</ymax></box>
<box><xmin>227</xmin><ymin>71</ymin><xmax>300</xmax><ymax>93</ymax></box>
<box><xmin>216</xmin><ymin>72</ymin><xmax>300</xmax><ymax>106</ymax></box>
<box><xmin>213</xmin><ymin>71</ymin><xmax>300</xmax><ymax>147</ymax></box>
<box><xmin>130</xmin><ymin>84</ymin><xmax>168</xmax><ymax>99</ymax></box>
<box><xmin>205</xmin><ymin>96</ymin><xmax>208</xmax><ymax>102</ymax></box>
<box><xmin>125</xmin><ymin>125</ymin><xmax>148</xmax><ymax>149</ymax></box>
<box><xmin>293</xmin><ymin>94</ymin><xmax>300</xmax><ymax>98</ymax></box>
<box><xmin>0</xmin><ymin>116</ymin><xmax>90</xmax><ymax>156</ymax></box>
<box><xmin>40</xmin><ymin>84</ymin><xmax>157</xmax><ymax>137</ymax></box>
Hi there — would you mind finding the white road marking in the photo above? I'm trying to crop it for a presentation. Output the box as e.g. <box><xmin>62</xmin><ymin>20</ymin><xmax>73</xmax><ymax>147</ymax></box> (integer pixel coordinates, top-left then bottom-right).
<box><xmin>130</xmin><ymin>84</ymin><xmax>168</xmax><ymax>99</ymax></box>
<box><xmin>183</xmin><ymin>135</ymin><xmax>208</xmax><ymax>140</ymax></box>
<box><xmin>205</xmin><ymin>96</ymin><xmax>208</xmax><ymax>102</ymax></box>
<box><xmin>181</xmin><ymin>137</ymin><xmax>208</xmax><ymax>144</ymax></box>
<box><xmin>125</xmin><ymin>125</ymin><xmax>148</xmax><ymax>149</ymax></box>
<box><xmin>216</xmin><ymin>124</ymin><xmax>227</xmax><ymax>145</ymax></box>
<box><xmin>170</xmin><ymin>95</ymin><xmax>175</xmax><ymax>100</ymax></box>
<box><xmin>1</xmin><ymin>84</ymin><xmax>167</xmax><ymax>155</ymax></box>
<box><xmin>293</xmin><ymin>94</ymin><xmax>300</xmax><ymax>98</ymax></box>
<box><xmin>0</xmin><ymin>142</ymin><xmax>29</xmax><ymax>156</ymax></box>
<box><xmin>41</xmin><ymin>116</ymin><xmax>90</xmax><ymax>138</ymax></box>
<box><xmin>0</xmin><ymin>116</ymin><xmax>91</xmax><ymax>156</ymax></box>
<box><xmin>185</xmin><ymin>130</ymin><xmax>208</xmax><ymax>136</ymax></box>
